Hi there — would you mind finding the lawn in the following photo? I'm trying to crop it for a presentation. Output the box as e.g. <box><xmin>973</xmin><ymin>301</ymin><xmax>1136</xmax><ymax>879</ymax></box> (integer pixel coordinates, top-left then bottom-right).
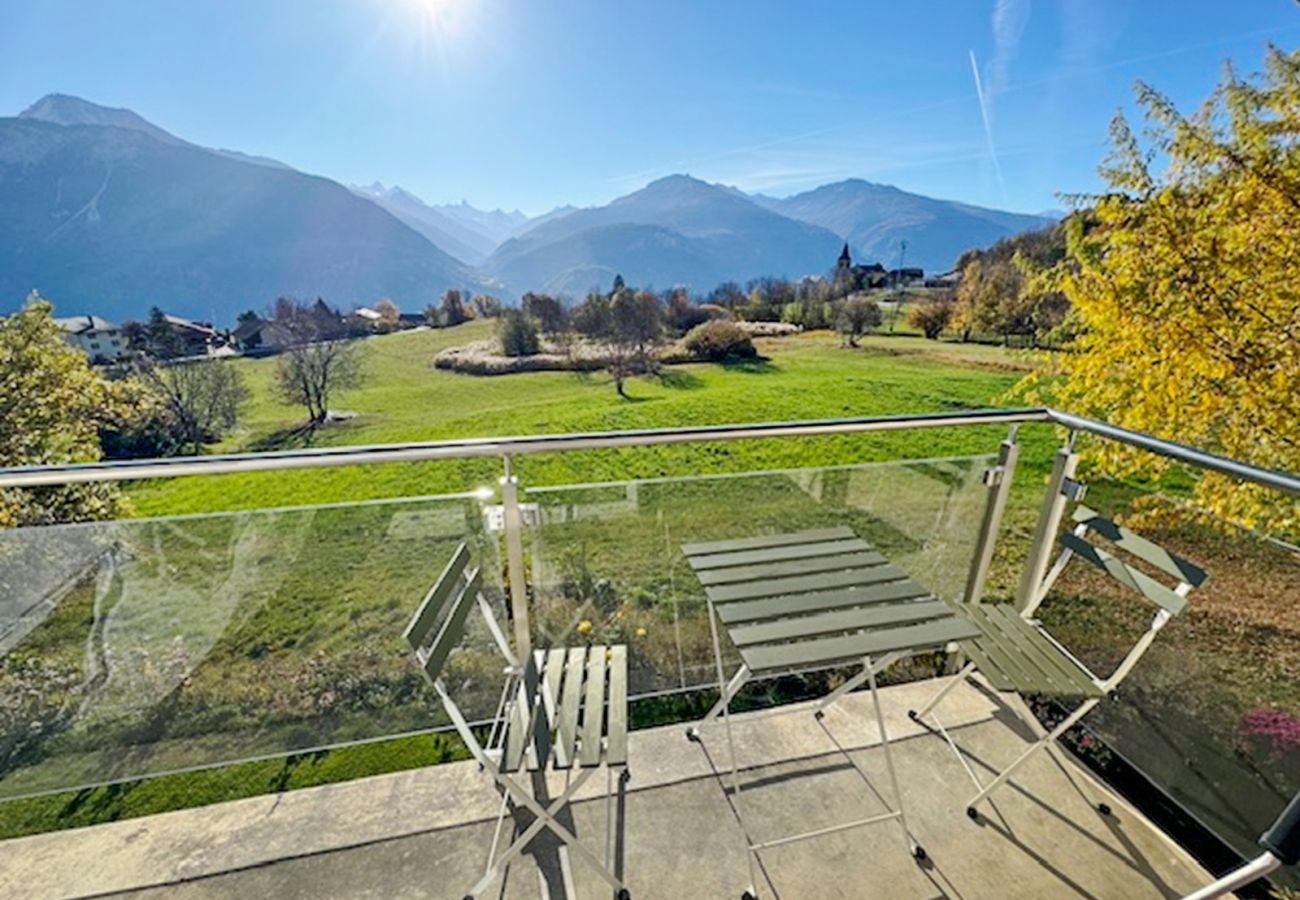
<box><xmin>0</xmin><ymin>322</ymin><xmax>1293</xmax><ymax>865</ymax></box>
<box><xmin>126</xmin><ymin>322</ymin><xmax>1047</xmax><ymax>516</ymax></box>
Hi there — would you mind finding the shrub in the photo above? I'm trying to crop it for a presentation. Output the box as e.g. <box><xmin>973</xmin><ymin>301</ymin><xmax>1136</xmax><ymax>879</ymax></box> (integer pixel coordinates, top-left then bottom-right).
<box><xmin>683</xmin><ymin>320</ymin><xmax>757</xmax><ymax>362</ymax></box>
<box><xmin>908</xmin><ymin>300</ymin><xmax>954</xmax><ymax>340</ymax></box>
<box><xmin>497</xmin><ymin>309</ymin><xmax>540</xmax><ymax>357</ymax></box>
<box><xmin>834</xmin><ymin>296</ymin><xmax>882</xmax><ymax>347</ymax></box>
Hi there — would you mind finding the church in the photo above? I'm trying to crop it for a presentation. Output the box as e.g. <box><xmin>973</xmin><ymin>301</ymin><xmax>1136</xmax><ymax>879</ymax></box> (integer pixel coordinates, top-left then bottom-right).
<box><xmin>834</xmin><ymin>243</ymin><xmax>888</xmax><ymax>292</ymax></box>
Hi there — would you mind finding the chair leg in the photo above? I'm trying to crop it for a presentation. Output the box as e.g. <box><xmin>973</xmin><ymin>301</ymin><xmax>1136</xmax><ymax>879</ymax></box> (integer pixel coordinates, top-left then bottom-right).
<box><xmin>470</xmin><ymin>766</ymin><xmax>629</xmax><ymax>897</ymax></box>
<box><xmin>966</xmin><ymin>698</ymin><xmax>1100</xmax><ymax>815</ymax></box>
<box><xmin>908</xmin><ymin>661</ymin><xmax>976</xmax><ymax>723</ymax></box>
<box><xmin>866</xmin><ymin>655</ymin><xmax>926</xmax><ymax>861</ymax></box>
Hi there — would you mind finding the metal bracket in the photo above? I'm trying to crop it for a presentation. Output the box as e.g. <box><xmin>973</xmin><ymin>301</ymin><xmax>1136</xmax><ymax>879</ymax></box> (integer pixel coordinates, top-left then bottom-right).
<box><xmin>483</xmin><ymin>502</ymin><xmax>540</xmax><ymax>533</ymax></box>
<box><xmin>1060</xmin><ymin>478</ymin><xmax>1088</xmax><ymax>502</ymax></box>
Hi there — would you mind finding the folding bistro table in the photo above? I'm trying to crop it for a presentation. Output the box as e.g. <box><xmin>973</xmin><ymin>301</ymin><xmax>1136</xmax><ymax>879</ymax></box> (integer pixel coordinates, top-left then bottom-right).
<box><xmin>682</xmin><ymin>526</ymin><xmax>981</xmax><ymax>899</ymax></box>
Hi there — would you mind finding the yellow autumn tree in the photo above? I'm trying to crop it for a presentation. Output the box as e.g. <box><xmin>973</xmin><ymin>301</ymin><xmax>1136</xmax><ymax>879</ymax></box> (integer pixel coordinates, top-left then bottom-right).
<box><xmin>0</xmin><ymin>294</ymin><xmax>130</xmax><ymax>527</ymax></box>
<box><xmin>1021</xmin><ymin>47</ymin><xmax>1300</xmax><ymax>534</ymax></box>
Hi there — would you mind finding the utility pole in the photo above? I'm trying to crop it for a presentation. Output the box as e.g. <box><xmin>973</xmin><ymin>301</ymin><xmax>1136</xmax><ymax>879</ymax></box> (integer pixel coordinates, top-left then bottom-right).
<box><xmin>891</xmin><ymin>239</ymin><xmax>908</xmax><ymax>332</ymax></box>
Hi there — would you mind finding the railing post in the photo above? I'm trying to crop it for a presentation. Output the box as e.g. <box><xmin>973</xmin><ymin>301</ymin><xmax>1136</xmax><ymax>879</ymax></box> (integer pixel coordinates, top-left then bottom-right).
<box><xmin>1015</xmin><ymin>442</ymin><xmax>1079</xmax><ymax>613</ymax></box>
<box><xmin>500</xmin><ymin>457</ymin><xmax>532</xmax><ymax>659</ymax></box>
<box><xmin>962</xmin><ymin>428</ymin><xmax>1020</xmax><ymax>605</ymax></box>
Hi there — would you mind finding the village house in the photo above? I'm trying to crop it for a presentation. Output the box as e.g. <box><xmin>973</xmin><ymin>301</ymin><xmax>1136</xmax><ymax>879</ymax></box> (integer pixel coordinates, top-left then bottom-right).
<box><xmin>53</xmin><ymin>315</ymin><xmax>130</xmax><ymax>364</ymax></box>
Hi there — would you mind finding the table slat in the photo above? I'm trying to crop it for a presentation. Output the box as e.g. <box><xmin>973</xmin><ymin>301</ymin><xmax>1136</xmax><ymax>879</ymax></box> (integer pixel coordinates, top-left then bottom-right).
<box><xmin>729</xmin><ymin>599</ymin><xmax>954</xmax><ymax>647</ymax></box>
<box><xmin>681</xmin><ymin>526</ymin><xmax>855</xmax><ymax>557</ymax></box>
<box><xmin>742</xmin><ymin>617</ymin><xmax>980</xmax><ymax>673</ymax></box>
<box><xmin>696</xmin><ymin>551</ymin><xmax>886</xmax><ymax>586</ymax></box>
<box><xmin>707</xmin><ymin>563</ymin><xmax>907</xmax><ymax>603</ymax></box>
<box><xmin>688</xmin><ymin>538</ymin><xmax>867</xmax><ymax>571</ymax></box>
<box><xmin>717</xmin><ymin>580</ymin><xmax>930</xmax><ymax>625</ymax></box>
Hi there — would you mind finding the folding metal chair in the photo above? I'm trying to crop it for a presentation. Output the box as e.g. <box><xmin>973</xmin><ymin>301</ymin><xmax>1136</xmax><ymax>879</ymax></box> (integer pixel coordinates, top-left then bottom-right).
<box><xmin>404</xmin><ymin>543</ymin><xmax>632</xmax><ymax>900</ymax></box>
<box><xmin>909</xmin><ymin>503</ymin><xmax>1207</xmax><ymax>818</ymax></box>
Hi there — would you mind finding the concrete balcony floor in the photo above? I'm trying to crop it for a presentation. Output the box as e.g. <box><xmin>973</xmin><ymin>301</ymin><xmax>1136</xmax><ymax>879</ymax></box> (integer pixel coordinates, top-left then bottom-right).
<box><xmin>0</xmin><ymin>676</ymin><xmax>1213</xmax><ymax>900</ymax></box>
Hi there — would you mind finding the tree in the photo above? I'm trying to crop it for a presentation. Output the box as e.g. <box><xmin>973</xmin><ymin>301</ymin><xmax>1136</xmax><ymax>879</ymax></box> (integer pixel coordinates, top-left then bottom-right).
<box><xmin>707</xmin><ymin>281</ymin><xmax>746</xmax><ymax>312</ymax></box>
<box><xmin>497</xmin><ymin>308</ymin><xmax>540</xmax><ymax>356</ymax></box>
<box><xmin>1020</xmin><ymin>46</ymin><xmax>1300</xmax><ymax>533</ymax></box>
<box><xmin>521</xmin><ymin>292</ymin><xmax>568</xmax><ymax>335</ymax></box>
<box><xmin>834</xmin><ymin>297</ymin><xmax>882</xmax><ymax>347</ymax></box>
<box><xmin>270</xmin><ymin>297</ymin><xmax>343</xmax><ymax>341</ymax></box>
<box><xmin>439</xmin><ymin>289</ymin><xmax>469</xmax><ymax>327</ymax></box>
<box><xmin>271</xmin><ymin>299</ymin><xmax>364</xmax><ymax>424</ymax></box>
<box><xmin>472</xmin><ymin>294</ymin><xmax>503</xmax><ymax>318</ymax></box>
<box><xmin>908</xmin><ymin>300</ymin><xmax>954</xmax><ymax>340</ymax></box>
<box><xmin>373</xmin><ymin>297</ymin><xmax>400</xmax><ymax>332</ymax></box>
<box><xmin>134</xmin><ymin>358</ymin><xmax>249</xmax><ymax>454</ymax></box>
<box><xmin>123</xmin><ymin>307</ymin><xmax>184</xmax><ymax>359</ymax></box>
<box><xmin>604</xmin><ymin>289</ymin><xmax>663</xmax><ymax>397</ymax></box>
<box><xmin>0</xmin><ymin>295</ymin><xmax>129</xmax><ymax>526</ymax></box>
<box><xmin>571</xmin><ymin>291</ymin><xmax>612</xmax><ymax>338</ymax></box>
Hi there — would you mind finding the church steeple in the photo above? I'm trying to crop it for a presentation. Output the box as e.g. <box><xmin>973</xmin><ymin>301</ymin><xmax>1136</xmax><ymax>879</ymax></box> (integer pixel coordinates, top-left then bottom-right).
<box><xmin>837</xmin><ymin>242</ymin><xmax>852</xmax><ymax>270</ymax></box>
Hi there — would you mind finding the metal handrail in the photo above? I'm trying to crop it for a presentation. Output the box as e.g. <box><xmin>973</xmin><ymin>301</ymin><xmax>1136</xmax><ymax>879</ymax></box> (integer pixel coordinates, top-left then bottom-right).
<box><xmin>0</xmin><ymin>406</ymin><xmax>1295</xmax><ymax>497</ymax></box>
<box><xmin>0</xmin><ymin>409</ymin><xmax>1048</xmax><ymax>487</ymax></box>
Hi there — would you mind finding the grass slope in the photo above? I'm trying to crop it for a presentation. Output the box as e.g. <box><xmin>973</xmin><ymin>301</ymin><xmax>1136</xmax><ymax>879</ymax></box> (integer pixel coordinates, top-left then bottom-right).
<box><xmin>128</xmin><ymin>322</ymin><xmax>1047</xmax><ymax>516</ymax></box>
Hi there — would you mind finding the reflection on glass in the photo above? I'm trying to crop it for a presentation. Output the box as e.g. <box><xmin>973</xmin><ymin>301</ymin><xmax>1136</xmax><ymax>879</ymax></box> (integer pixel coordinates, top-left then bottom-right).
<box><xmin>0</xmin><ymin>493</ymin><xmax>500</xmax><ymax>800</ymax></box>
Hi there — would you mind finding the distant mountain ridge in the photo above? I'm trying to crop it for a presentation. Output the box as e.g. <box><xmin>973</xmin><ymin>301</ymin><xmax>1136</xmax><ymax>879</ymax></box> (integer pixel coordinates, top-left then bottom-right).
<box><xmin>2</xmin><ymin>96</ymin><xmax>475</xmax><ymax>322</ymax></box>
<box><xmin>754</xmin><ymin>179</ymin><xmax>1056</xmax><ymax>273</ymax></box>
<box><xmin>482</xmin><ymin>175</ymin><xmax>843</xmax><ymax>296</ymax></box>
<box><xmin>2</xmin><ymin>94</ymin><xmax>1059</xmax><ymax>323</ymax></box>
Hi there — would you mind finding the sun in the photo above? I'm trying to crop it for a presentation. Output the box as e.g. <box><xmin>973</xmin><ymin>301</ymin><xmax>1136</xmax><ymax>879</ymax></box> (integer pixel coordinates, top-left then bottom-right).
<box><xmin>407</xmin><ymin>0</ymin><xmax>470</xmax><ymax>41</ymax></box>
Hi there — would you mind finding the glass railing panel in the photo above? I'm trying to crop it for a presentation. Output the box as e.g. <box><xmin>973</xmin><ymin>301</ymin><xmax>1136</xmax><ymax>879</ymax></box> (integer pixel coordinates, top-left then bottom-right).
<box><xmin>522</xmin><ymin>453</ymin><xmax>997</xmax><ymax>701</ymax></box>
<box><xmin>1032</xmin><ymin>486</ymin><xmax>1299</xmax><ymax>887</ymax></box>
<box><xmin>0</xmin><ymin>490</ymin><xmax>501</xmax><ymax>800</ymax></box>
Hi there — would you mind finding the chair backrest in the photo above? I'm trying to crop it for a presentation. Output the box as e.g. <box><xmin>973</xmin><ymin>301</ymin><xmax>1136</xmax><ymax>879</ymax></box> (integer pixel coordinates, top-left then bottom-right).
<box><xmin>1057</xmin><ymin>505</ymin><xmax>1206</xmax><ymax>616</ymax></box>
<box><xmin>403</xmin><ymin>543</ymin><xmax>483</xmax><ymax>683</ymax></box>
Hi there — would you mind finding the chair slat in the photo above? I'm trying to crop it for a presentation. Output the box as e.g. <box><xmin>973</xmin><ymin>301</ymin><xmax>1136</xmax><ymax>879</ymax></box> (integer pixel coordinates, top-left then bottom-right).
<box><xmin>403</xmin><ymin>543</ymin><xmax>471</xmax><ymax>650</ymax></box>
<box><xmin>968</xmin><ymin>605</ymin><xmax>1100</xmax><ymax>698</ymax></box>
<box><xmin>420</xmin><ymin>567</ymin><xmax>481</xmax><ymax>684</ymax></box>
<box><xmin>527</xmin><ymin>649</ymin><xmax>567</xmax><ymax>771</ymax></box>
<box><xmin>716</xmin><ymin>580</ymin><xmax>929</xmax><ymax>626</ymax></box>
<box><xmin>578</xmin><ymin>646</ymin><xmax>607</xmax><ymax>767</ymax></box>
<box><xmin>502</xmin><ymin>672</ymin><xmax>534</xmax><ymax>773</ymax></box>
<box><xmin>554</xmin><ymin>647</ymin><xmax>587</xmax><ymax>769</ymax></box>
<box><xmin>1072</xmin><ymin>506</ymin><xmax>1207</xmax><ymax>587</ymax></box>
<box><xmin>606</xmin><ymin>646</ymin><xmax>628</xmax><ymax>766</ymax></box>
<box><xmin>687</xmin><ymin>538</ymin><xmax>867</xmax><ymax>571</ymax></box>
<box><xmin>681</xmin><ymin>527</ymin><xmax>855</xmax><ymax>557</ymax></box>
<box><xmin>742</xmin><ymin>616</ymin><xmax>979</xmax><ymax>673</ymax></box>
<box><xmin>706</xmin><ymin>563</ymin><xmax>906</xmax><ymax>603</ymax></box>
<box><xmin>1059</xmin><ymin>532</ymin><xmax>1189</xmax><ymax>615</ymax></box>
<box><xmin>729</xmin><ymin>599</ymin><xmax>951</xmax><ymax>647</ymax></box>
<box><xmin>696</xmin><ymin>551</ymin><xmax>886</xmax><ymax>586</ymax></box>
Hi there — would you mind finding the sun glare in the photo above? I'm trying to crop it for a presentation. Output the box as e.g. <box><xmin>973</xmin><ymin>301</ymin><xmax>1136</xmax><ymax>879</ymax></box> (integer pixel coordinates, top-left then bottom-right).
<box><xmin>407</xmin><ymin>0</ymin><xmax>471</xmax><ymax>42</ymax></box>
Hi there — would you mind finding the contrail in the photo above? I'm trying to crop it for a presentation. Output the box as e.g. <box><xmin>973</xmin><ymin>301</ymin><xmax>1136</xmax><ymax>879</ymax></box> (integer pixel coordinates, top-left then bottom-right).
<box><xmin>969</xmin><ymin>49</ymin><xmax>1007</xmax><ymax>203</ymax></box>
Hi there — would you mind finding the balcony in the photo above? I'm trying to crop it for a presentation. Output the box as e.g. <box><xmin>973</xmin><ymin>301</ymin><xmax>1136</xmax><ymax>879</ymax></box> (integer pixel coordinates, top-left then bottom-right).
<box><xmin>0</xmin><ymin>409</ymin><xmax>1295</xmax><ymax>899</ymax></box>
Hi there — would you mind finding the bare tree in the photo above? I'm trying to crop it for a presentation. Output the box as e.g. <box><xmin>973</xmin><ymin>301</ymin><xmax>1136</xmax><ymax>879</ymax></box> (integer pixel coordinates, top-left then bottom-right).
<box><xmin>136</xmin><ymin>358</ymin><xmax>249</xmax><ymax>454</ymax></box>
<box><xmin>605</xmin><ymin>289</ymin><xmax>663</xmax><ymax>398</ymax></box>
<box><xmin>271</xmin><ymin>299</ymin><xmax>364</xmax><ymax>424</ymax></box>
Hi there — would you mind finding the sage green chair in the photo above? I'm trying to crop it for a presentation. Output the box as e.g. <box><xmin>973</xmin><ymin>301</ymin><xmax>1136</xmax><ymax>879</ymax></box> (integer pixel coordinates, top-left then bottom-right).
<box><xmin>404</xmin><ymin>543</ymin><xmax>631</xmax><ymax>900</ymax></box>
<box><xmin>909</xmin><ymin>504</ymin><xmax>1207</xmax><ymax>818</ymax></box>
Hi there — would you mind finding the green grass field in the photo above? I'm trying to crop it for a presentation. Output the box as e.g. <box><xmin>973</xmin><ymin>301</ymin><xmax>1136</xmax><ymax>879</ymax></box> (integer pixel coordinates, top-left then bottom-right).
<box><xmin>127</xmin><ymin>321</ymin><xmax>1047</xmax><ymax>516</ymax></box>
<box><xmin>1</xmin><ymin>322</ymin><xmax>1292</xmax><ymax>859</ymax></box>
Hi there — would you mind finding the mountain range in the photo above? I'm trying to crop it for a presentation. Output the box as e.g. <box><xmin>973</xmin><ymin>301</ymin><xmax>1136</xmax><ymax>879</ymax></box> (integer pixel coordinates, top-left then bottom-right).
<box><xmin>1</xmin><ymin>95</ymin><xmax>1055</xmax><ymax>324</ymax></box>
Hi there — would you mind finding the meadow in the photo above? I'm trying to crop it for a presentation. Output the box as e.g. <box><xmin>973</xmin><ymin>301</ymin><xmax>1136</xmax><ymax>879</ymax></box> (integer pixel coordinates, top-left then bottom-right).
<box><xmin>0</xmin><ymin>322</ymin><xmax>1292</xmax><ymax>862</ymax></box>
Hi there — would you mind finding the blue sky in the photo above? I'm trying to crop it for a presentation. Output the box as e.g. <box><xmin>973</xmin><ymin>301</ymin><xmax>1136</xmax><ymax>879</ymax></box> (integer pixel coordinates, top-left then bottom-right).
<box><xmin>2</xmin><ymin>0</ymin><xmax>1297</xmax><ymax>215</ymax></box>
